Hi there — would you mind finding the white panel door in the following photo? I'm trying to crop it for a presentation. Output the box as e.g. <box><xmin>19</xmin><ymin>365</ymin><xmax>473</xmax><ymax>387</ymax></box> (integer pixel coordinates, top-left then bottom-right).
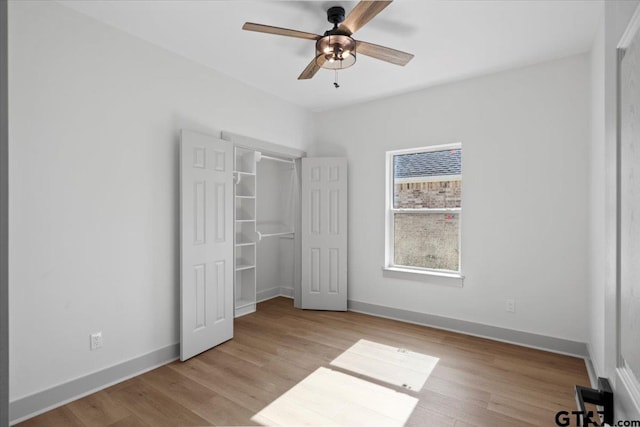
<box><xmin>619</xmin><ymin>10</ymin><xmax>640</xmax><ymax>415</ymax></box>
<box><xmin>180</xmin><ymin>130</ymin><xmax>234</xmax><ymax>361</ymax></box>
<box><xmin>301</xmin><ymin>158</ymin><xmax>347</xmax><ymax>310</ymax></box>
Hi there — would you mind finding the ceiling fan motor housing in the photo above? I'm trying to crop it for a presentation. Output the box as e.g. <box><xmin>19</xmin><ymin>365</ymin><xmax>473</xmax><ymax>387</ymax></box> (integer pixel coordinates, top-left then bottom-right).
<box><xmin>327</xmin><ymin>6</ymin><xmax>346</xmax><ymax>26</ymax></box>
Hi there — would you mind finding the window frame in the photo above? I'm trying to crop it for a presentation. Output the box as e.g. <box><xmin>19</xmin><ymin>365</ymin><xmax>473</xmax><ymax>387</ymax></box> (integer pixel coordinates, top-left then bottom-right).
<box><xmin>384</xmin><ymin>143</ymin><xmax>463</xmax><ymax>278</ymax></box>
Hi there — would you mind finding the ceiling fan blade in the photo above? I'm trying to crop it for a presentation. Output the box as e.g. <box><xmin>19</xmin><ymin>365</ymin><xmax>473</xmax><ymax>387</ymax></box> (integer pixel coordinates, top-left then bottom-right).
<box><xmin>338</xmin><ymin>1</ymin><xmax>393</xmax><ymax>35</ymax></box>
<box><xmin>356</xmin><ymin>40</ymin><xmax>414</xmax><ymax>66</ymax></box>
<box><xmin>242</xmin><ymin>22</ymin><xmax>322</xmax><ymax>40</ymax></box>
<box><xmin>298</xmin><ymin>56</ymin><xmax>326</xmax><ymax>80</ymax></box>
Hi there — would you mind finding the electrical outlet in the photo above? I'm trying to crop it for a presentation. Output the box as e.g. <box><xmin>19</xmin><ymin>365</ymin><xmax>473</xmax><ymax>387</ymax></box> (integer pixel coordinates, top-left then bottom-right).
<box><xmin>506</xmin><ymin>299</ymin><xmax>516</xmax><ymax>313</ymax></box>
<box><xmin>90</xmin><ymin>332</ymin><xmax>103</xmax><ymax>351</ymax></box>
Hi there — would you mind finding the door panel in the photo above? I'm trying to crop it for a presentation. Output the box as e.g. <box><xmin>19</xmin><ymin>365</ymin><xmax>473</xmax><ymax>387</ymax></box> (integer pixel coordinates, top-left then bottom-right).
<box><xmin>619</xmin><ymin>10</ymin><xmax>640</xmax><ymax>417</ymax></box>
<box><xmin>301</xmin><ymin>158</ymin><xmax>347</xmax><ymax>310</ymax></box>
<box><xmin>180</xmin><ymin>130</ymin><xmax>234</xmax><ymax>361</ymax></box>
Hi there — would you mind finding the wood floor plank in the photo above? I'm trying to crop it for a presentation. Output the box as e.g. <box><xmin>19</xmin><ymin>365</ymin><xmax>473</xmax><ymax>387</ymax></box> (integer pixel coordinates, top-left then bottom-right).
<box><xmin>487</xmin><ymin>393</ymin><xmax>560</xmax><ymax>425</ymax></box>
<box><xmin>198</xmin><ymin>348</ymin><xmax>292</xmax><ymax>396</ymax></box>
<box><xmin>66</xmin><ymin>392</ymin><xmax>132</xmax><ymax>427</ymax></box>
<box><xmin>106</xmin><ymin>414</ymin><xmax>150</xmax><ymax>427</ymax></box>
<box><xmin>192</xmin><ymin>393</ymin><xmax>255</xmax><ymax>426</ymax></box>
<box><xmin>454</xmin><ymin>420</ymin><xmax>480</xmax><ymax>427</ymax></box>
<box><xmin>421</xmin><ymin>375</ymin><xmax>491</xmax><ymax>408</ymax></box>
<box><xmin>106</xmin><ymin>378</ymin><xmax>210</xmax><ymax>427</ymax></box>
<box><xmin>430</xmin><ymin>364</ymin><xmax>577</xmax><ymax>415</ymax></box>
<box><xmin>406</xmin><ymin>403</ymin><xmax>456</xmax><ymax>427</ymax></box>
<box><xmin>419</xmin><ymin>389</ymin><xmax>539</xmax><ymax>427</ymax></box>
<box><xmin>16</xmin><ymin>297</ymin><xmax>589</xmax><ymax>427</ymax></box>
<box><xmin>493</xmin><ymin>356</ymin><xmax>590</xmax><ymax>386</ymax></box>
<box><xmin>168</xmin><ymin>358</ymin><xmax>279</xmax><ymax>413</ymax></box>
<box><xmin>231</xmin><ymin>328</ymin><xmax>329</xmax><ymax>371</ymax></box>
<box><xmin>260</xmin><ymin>358</ymin><xmax>316</xmax><ymax>387</ymax></box>
<box><xmin>138</xmin><ymin>364</ymin><xmax>217</xmax><ymax>408</ymax></box>
<box><xmin>214</xmin><ymin>337</ymin><xmax>278</xmax><ymax>368</ymax></box>
<box><xmin>17</xmin><ymin>406</ymin><xmax>86</xmax><ymax>427</ymax></box>
<box><xmin>432</xmin><ymin>363</ymin><xmax>577</xmax><ymax>401</ymax></box>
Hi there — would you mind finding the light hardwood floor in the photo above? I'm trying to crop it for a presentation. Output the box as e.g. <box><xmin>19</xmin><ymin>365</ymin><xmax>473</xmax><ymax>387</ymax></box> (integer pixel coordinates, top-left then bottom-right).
<box><xmin>17</xmin><ymin>297</ymin><xmax>591</xmax><ymax>426</ymax></box>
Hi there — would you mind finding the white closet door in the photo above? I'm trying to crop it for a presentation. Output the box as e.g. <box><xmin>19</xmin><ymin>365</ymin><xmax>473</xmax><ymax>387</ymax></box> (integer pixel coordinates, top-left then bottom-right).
<box><xmin>301</xmin><ymin>158</ymin><xmax>347</xmax><ymax>310</ymax></box>
<box><xmin>180</xmin><ymin>130</ymin><xmax>234</xmax><ymax>361</ymax></box>
<box><xmin>619</xmin><ymin>9</ymin><xmax>640</xmax><ymax>414</ymax></box>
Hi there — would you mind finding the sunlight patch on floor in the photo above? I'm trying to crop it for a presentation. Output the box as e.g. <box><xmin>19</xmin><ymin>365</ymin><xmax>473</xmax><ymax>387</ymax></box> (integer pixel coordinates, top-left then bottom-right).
<box><xmin>251</xmin><ymin>367</ymin><xmax>418</xmax><ymax>427</ymax></box>
<box><xmin>330</xmin><ymin>339</ymin><xmax>439</xmax><ymax>391</ymax></box>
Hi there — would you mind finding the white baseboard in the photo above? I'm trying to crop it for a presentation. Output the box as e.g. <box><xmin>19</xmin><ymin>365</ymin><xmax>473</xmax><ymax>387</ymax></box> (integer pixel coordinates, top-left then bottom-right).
<box><xmin>257</xmin><ymin>286</ymin><xmax>294</xmax><ymax>303</ymax></box>
<box><xmin>256</xmin><ymin>287</ymin><xmax>281</xmax><ymax>303</ymax></box>
<box><xmin>279</xmin><ymin>286</ymin><xmax>294</xmax><ymax>298</ymax></box>
<box><xmin>348</xmin><ymin>299</ymin><xmax>588</xmax><ymax>357</ymax></box>
<box><xmin>9</xmin><ymin>343</ymin><xmax>179</xmax><ymax>425</ymax></box>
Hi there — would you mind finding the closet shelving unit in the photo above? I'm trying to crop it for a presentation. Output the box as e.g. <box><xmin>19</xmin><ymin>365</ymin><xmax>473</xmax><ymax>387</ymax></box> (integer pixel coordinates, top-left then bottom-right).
<box><xmin>234</xmin><ymin>147</ymin><xmax>257</xmax><ymax>317</ymax></box>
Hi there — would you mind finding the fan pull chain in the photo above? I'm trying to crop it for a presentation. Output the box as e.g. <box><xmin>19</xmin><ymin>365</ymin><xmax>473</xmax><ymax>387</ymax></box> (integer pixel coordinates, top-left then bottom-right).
<box><xmin>333</xmin><ymin>70</ymin><xmax>340</xmax><ymax>89</ymax></box>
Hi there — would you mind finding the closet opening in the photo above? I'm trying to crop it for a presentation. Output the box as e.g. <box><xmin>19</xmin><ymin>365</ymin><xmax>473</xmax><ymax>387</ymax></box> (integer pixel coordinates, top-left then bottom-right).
<box><xmin>233</xmin><ymin>145</ymin><xmax>302</xmax><ymax>318</ymax></box>
<box><xmin>255</xmin><ymin>152</ymin><xmax>298</xmax><ymax>306</ymax></box>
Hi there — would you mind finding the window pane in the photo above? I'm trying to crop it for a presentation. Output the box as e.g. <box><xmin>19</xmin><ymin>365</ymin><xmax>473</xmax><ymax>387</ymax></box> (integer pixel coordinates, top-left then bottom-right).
<box><xmin>393</xmin><ymin>149</ymin><xmax>462</xmax><ymax>209</ymax></box>
<box><xmin>394</xmin><ymin>212</ymin><xmax>459</xmax><ymax>271</ymax></box>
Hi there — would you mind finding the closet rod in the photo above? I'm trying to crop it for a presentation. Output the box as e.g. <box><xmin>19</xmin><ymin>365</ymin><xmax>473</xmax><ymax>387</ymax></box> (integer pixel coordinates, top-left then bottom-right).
<box><xmin>260</xmin><ymin>154</ymin><xmax>294</xmax><ymax>165</ymax></box>
<box><xmin>256</xmin><ymin>230</ymin><xmax>295</xmax><ymax>240</ymax></box>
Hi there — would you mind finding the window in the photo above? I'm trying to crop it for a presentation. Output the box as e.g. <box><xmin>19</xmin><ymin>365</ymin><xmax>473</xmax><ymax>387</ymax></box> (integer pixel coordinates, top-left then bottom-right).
<box><xmin>385</xmin><ymin>144</ymin><xmax>462</xmax><ymax>275</ymax></box>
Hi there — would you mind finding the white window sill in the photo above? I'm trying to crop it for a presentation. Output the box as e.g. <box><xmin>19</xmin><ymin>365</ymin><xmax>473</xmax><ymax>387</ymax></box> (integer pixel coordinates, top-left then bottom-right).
<box><xmin>382</xmin><ymin>266</ymin><xmax>464</xmax><ymax>287</ymax></box>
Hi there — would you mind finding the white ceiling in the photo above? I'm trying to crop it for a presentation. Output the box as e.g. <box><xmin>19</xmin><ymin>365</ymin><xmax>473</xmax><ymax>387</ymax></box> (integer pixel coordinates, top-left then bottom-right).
<box><xmin>57</xmin><ymin>0</ymin><xmax>603</xmax><ymax>112</ymax></box>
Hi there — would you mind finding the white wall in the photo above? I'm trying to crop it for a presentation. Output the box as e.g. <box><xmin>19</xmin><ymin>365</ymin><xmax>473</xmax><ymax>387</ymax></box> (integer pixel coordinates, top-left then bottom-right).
<box><xmin>313</xmin><ymin>54</ymin><xmax>590</xmax><ymax>342</ymax></box>
<box><xmin>8</xmin><ymin>0</ymin><xmax>312</xmax><ymax>401</ymax></box>
<box><xmin>589</xmin><ymin>7</ymin><xmax>606</xmax><ymax>378</ymax></box>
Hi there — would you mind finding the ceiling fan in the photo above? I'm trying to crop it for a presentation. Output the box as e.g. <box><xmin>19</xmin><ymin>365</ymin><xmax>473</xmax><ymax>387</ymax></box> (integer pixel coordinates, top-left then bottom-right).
<box><xmin>242</xmin><ymin>1</ymin><xmax>414</xmax><ymax>81</ymax></box>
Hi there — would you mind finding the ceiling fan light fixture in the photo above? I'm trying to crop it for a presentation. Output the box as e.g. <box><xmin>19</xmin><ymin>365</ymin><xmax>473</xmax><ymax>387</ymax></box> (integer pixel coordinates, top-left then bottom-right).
<box><xmin>315</xmin><ymin>34</ymin><xmax>356</xmax><ymax>70</ymax></box>
<box><xmin>243</xmin><ymin>1</ymin><xmax>414</xmax><ymax>81</ymax></box>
